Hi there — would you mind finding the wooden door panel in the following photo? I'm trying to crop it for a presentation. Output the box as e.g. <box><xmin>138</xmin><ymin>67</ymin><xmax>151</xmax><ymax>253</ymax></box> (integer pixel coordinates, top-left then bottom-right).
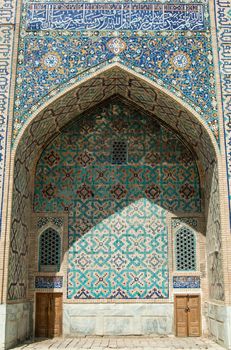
<box><xmin>175</xmin><ymin>295</ymin><xmax>201</xmax><ymax>337</ymax></box>
<box><xmin>188</xmin><ymin>296</ymin><xmax>200</xmax><ymax>336</ymax></box>
<box><xmin>188</xmin><ymin>295</ymin><xmax>200</xmax><ymax>308</ymax></box>
<box><xmin>35</xmin><ymin>293</ymin><xmax>49</xmax><ymax>337</ymax></box>
<box><xmin>176</xmin><ymin>296</ymin><xmax>187</xmax><ymax>308</ymax></box>
<box><xmin>175</xmin><ymin>296</ymin><xmax>188</xmax><ymax>337</ymax></box>
<box><xmin>49</xmin><ymin>294</ymin><xmax>62</xmax><ymax>337</ymax></box>
<box><xmin>36</xmin><ymin>293</ymin><xmax>62</xmax><ymax>338</ymax></box>
<box><xmin>48</xmin><ymin>296</ymin><xmax>54</xmax><ymax>338</ymax></box>
<box><xmin>176</xmin><ymin>308</ymin><xmax>188</xmax><ymax>337</ymax></box>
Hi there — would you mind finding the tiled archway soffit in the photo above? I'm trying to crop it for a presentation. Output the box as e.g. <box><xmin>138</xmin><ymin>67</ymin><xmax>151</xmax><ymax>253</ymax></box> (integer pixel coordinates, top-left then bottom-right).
<box><xmin>13</xmin><ymin>64</ymin><xmax>219</xmax><ymax>171</ymax></box>
<box><xmin>7</xmin><ymin>64</ymin><xmax>224</xmax><ymax>302</ymax></box>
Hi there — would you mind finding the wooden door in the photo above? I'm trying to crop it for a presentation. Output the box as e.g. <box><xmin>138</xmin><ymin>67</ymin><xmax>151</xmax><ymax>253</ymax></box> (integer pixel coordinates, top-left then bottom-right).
<box><xmin>35</xmin><ymin>293</ymin><xmax>49</xmax><ymax>337</ymax></box>
<box><xmin>175</xmin><ymin>295</ymin><xmax>201</xmax><ymax>337</ymax></box>
<box><xmin>175</xmin><ymin>295</ymin><xmax>188</xmax><ymax>336</ymax></box>
<box><xmin>188</xmin><ymin>295</ymin><xmax>201</xmax><ymax>336</ymax></box>
<box><xmin>35</xmin><ymin>293</ymin><xmax>62</xmax><ymax>338</ymax></box>
<box><xmin>48</xmin><ymin>293</ymin><xmax>63</xmax><ymax>337</ymax></box>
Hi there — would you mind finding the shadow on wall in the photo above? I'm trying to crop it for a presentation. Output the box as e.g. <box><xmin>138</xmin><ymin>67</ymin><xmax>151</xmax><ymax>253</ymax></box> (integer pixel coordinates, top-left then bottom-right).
<box><xmin>33</xmin><ymin>97</ymin><xmax>201</xmax><ymax>300</ymax></box>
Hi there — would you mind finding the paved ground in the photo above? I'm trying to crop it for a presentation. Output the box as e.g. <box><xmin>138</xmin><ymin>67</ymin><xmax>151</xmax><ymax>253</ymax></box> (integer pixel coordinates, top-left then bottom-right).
<box><xmin>12</xmin><ymin>336</ymin><xmax>224</xmax><ymax>350</ymax></box>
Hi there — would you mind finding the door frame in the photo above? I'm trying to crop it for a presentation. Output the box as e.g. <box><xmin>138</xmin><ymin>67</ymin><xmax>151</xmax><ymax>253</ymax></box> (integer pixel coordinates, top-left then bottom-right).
<box><xmin>34</xmin><ymin>292</ymin><xmax>63</xmax><ymax>338</ymax></box>
<box><xmin>174</xmin><ymin>294</ymin><xmax>201</xmax><ymax>337</ymax></box>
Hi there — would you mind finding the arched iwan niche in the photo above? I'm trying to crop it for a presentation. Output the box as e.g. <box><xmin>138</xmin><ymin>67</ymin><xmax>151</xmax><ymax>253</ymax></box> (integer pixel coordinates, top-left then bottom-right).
<box><xmin>33</xmin><ymin>98</ymin><xmax>200</xmax><ymax>299</ymax></box>
<box><xmin>7</xmin><ymin>66</ymin><xmax>224</xmax><ymax>304</ymax></box>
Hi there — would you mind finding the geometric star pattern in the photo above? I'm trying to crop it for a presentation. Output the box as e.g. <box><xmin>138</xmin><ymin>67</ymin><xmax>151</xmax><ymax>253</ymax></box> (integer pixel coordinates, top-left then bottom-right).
<box><xmin>33</xmin><ymin>99</ymin><xmax>201</xmax><ymax>299</ymax></box>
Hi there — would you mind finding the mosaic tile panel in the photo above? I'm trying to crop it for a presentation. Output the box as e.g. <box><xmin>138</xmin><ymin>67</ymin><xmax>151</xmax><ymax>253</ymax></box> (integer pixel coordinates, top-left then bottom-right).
<box><xmin>173</xmin><ymin>276</ymin><xmax>200</xmax><ymax>288</ymax></box>
<box><xmin>8</xmin><ymin>68</ymin><xmax>219</xmax><ymax>301</ymax></box>
<box><xmin>0</xmin><ymin>0</ymin><xmax>16</xmax><ymax>234</ymax></box>
<box><xmin>24</xmin><ymin>0</ymin><xmax>207</xmax><ymax>3</ymax></box>
<box><xmin>214</xmin><ymin>0</ymin><xmax>231</xmax><ymax>224</ymax></box>
<box><xmin>6</xmin><ymin>0</ymin><xmax>225</xmax><ymax>304</ymax></box>
<box><xmin>8</xmin><ymin>151</ymin><xmax>31</xmax><ymax>300</ymax></box>
<box><xmin>27</xmin><ymin>3</ymin><xmax>206</xmax><ymax>31</ymax></box>
<box><xmin>172</xmin><ymin>217</ymin><xmax>198</xmax><ymax>229</ymax></box>
<box><xmin>37</xmin><ymin>216</ymin><xmax>64</xmax><ymax>228</ymax></box>
<box><xmin>35</xmin><ymin>276</ymin><xmax>63</xmax><ymax>288</ymax></box>
<box><xmin>33</xmin><ymin>99</ymin><xmax>201</xmax><ymax>299</ymax></box>
<box><xmin>13</xmin><ymin>1</ymin><xmax>219</xmax><ymax>142</ymax></box>
<box><xmin>0</xmin><ymin>0</ymin><xmax>16</xmax><ymax>24</ymax></box>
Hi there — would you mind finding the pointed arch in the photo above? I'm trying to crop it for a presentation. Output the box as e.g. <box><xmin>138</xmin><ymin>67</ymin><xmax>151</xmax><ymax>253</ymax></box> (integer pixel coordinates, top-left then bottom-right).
<box><xmin>5</xmin><ymin>64</ymin><xmax>226</xmax><ymax>304</ymax></box>
<box><xmin>13</xmin><ymin>63</ymin><xmax>219</xmax><ymax>164</ymax></box>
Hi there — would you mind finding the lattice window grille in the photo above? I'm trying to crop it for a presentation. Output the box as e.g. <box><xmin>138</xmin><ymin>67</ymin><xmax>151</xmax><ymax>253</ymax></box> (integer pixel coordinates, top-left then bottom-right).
<box><xmin>39</xmin><ymin>228</ymin><xmax>61</xmax><ymax>272</ymax></box>
<box><xmin>111</xmin><ymin>141</ymin><xmax>128</xmax><ymax>164</ymax></box>
<box><xmin>175</xmin><ymin>226</ymin><xmax>196</xmax><ymax>271</ymax></box>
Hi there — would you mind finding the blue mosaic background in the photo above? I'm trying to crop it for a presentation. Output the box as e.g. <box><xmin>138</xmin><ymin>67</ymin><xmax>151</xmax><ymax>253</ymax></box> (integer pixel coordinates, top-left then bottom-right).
<box><xmin>35</xmin><ymin>276</ymin><xmax>63</xmax><ymax>288</ymax></box>
<box><xmin>13</xmin><ymin>1</ymin><xmax>218</xmax><ymax>142</ymax></box>
<box><xmin>173</xmin><ymin>276</ymin><xmax>200</xmax><ymax>288</ymax></box>
<box><xmin>27</xmin><ymin>3</ymin><xmax>206</xmax><ymax>31</ymax></box>
<box><xmin>33</xmin><ymin>99</ymin><xmax>201</xmax><ymax>299</ymax></box>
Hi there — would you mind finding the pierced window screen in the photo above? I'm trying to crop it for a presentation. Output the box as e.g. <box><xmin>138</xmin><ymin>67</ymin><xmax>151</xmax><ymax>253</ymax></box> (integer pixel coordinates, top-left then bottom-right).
<box><xmin>112</xmin><ymin>141</ymin><xmax>127</xmax><ymax>164</ymax></box>
<box><xmin>39</xmin><ymin>228</ymin><xmax>61</xmax><ymax>272</ymax></box>
<box><xmin>175</xmin><ymin>227</ymin><xmax>196</xmax><ymax>271</ymax></box>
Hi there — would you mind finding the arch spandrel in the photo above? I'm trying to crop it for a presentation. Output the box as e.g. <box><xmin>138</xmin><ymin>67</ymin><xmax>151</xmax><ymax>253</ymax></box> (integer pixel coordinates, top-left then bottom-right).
<box><xmin>14</xmin><ymin>24</ymin><xmax>218</xmax><ymax>142</ymax></box>
<box><xmin>13</xmin><ymin>65</ymin><xmax>219</xmax><ymax>166</ymax></box>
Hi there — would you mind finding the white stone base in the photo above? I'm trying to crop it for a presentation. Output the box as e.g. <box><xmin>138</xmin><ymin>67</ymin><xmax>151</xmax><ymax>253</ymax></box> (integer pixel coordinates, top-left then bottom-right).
<box><xmin>207</xmin><ymin>302</ymin><xmax>231</xmax><ymax>349</ymax></box>
<box><xmin>0</xmin><ymin>305</ymin><xmax>6</xmax><ymax>350</ymax></box>
<box><xmin>63</xmin><ymin>303</ymin><xmax>174</xmax><ymax>336</ymax></box>
<box><xmin>1</xmin><ymin>301</ymin><xmax>230</xmax><ymax>349</ymax></box>
<box><xmin>0</xmin><ymin>303</ymin><xmax>32</xmax><ymax>350</ymax></box>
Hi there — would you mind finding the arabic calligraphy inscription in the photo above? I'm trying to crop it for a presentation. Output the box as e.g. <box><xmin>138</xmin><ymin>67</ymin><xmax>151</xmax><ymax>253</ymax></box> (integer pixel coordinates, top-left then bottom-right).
<box><xmin>26</xmin><ymin>3</ymin><xmax>206</xmax><ymax>32</ymax></box>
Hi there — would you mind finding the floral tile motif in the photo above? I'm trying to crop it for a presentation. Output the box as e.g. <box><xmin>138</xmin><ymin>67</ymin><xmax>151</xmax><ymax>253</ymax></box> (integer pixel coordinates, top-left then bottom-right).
<box><xmin>13</xmin><ymin>1</ymin><xmax>218</xmax><ymax>142</ymax></box>
<box><xmin>34</xmin><ymin>99</ymin><xmax>201</xmax><ymax>299</ymax></box>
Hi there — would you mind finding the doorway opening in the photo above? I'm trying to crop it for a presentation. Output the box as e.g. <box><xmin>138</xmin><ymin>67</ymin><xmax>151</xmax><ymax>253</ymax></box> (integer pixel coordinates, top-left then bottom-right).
<box><xmin>175</xmin><ymin>295</ymin><xmax>201</xmax><ymax>337</ymax></box>
<box><xmin>35</xmin><ymin>293</ymin><xmax>62</xmax><ymax>338</ymax></box>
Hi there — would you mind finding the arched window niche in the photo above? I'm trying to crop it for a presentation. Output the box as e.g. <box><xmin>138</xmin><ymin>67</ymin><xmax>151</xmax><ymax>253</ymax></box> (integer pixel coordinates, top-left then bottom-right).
<box><xmin>38</xmin><ymin>227</ymin><xmax>61</xmax><ymax>272</ymax></box>
<box><xmin>175</xmin><ymin>226</ymin><xmax>197</xmax><ymax>272</ymax></box>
